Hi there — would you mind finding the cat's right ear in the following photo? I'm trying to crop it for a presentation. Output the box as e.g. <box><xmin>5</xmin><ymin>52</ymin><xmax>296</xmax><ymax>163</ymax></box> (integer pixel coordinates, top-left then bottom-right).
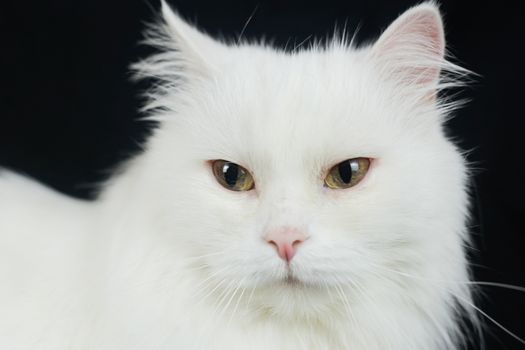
<box><xmin>369</xmin><ymin>3</ymin><xmax>447</xmax><ymax>102</ymax></box>
<box><xmin>134</xmin><ymin>1</ymin><xmax>228</xmax><ymax>81</ymax></box>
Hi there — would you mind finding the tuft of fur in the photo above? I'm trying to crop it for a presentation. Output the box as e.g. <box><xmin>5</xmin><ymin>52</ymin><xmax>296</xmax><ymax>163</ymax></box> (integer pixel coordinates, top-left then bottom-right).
<box><xmin>0</xmin><ymin>2</ymin><xmax>477</xmax><ymax>349</ymax></box>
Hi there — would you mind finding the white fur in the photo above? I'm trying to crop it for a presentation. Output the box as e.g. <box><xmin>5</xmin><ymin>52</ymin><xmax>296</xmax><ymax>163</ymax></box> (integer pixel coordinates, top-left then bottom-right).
<box><xmin>0</xmin><ymin>2</ymin><xmax>475</xmax><ymax>349</ymax></box>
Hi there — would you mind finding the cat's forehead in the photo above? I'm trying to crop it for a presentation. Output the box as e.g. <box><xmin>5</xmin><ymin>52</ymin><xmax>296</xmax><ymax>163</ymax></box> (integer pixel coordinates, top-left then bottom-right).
<box><xmin>224</xmin><ymin>46</ymin><xmax>373</xmax><ymax>109</ymax></box>
<box><xmin>180</xmin><ymin>47</ymin><xmax>403</xmax><ymax>163</ymax></box>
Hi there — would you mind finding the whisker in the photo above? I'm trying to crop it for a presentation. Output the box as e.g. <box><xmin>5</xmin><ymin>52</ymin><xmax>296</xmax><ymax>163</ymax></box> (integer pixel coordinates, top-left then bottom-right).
<box><xmin>370</xmin><ymin>263</ymin><xmax>525</xmax><ymax>293</ymax></box>
<box><xmin>180</xmin><ymin>250</ymin><xmax>227</xmax><ymax>262</ymax></box>
<box><xmin>213</xmin><ymin>279</ymin><xmax>239</xmax><ymax>318</ymax></box>
<box><xmin>195</xmin><ymin>275</ymin><xmax>230</xmax><ymax>308</ymax></box>
<box><xmin>237</xmin><ymin>4</ymin><xmax>259</xmax><ymax>45</ymax></box>
<box><xmin>292</xmin><ymin>35</ymin><xmax>313</xmax><ymax>52</ymax></box>
<box><xmin>228</xmin><ymin>281</ymin><xmax>247</xmax><ymax>328</ymax></box>
<box><xmin>192</xmin><ymin>265</ymin><xmax>232</xmax><ymax>296</ymax></box>
<box><xmin>224</xmin><ymin>278</ymin><xmax>246</xmax><ymax>327</ymax></box>
<box><xmin>346</xmin><ymin>277</ymin><xmax>386</xmax><ymax>331</ymax></box>
<box><xmin>453</xmin><ymin>292</ymin><xmax>525</xmax><ymax>345</ymax></box>
<box><xmin>245</xmin><ymin>275</ymin><xmax>259</xmax><ymax>310</ymax></box>
<box><xmin>368</xmin><ymin>262</ymin><xmax>525</xmax><ymax>345</ymax></box>
<box><xmin>332</xmin><ymin>281</ymin><xmax>357</xmax><ymax>328</ymax></box>
<box><xmin>195</xmin><ymin>278</ymin><xmax>237</xmax><ymax>347</ymax></box>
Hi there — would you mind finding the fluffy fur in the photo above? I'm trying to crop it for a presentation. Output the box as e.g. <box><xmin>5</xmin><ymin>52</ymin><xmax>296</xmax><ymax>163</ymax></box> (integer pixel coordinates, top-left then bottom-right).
<box><xmin>0</xmin><ymin>2</ymin><xmax>476</xmax><ymax>349</ymax></box>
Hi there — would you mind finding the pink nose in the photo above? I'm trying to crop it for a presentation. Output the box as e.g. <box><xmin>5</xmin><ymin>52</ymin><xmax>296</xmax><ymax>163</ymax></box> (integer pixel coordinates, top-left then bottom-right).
<box><xmin>265</xmin><ymin>227</ymin><xmax>308</xmax><ymax>262</ymax></box>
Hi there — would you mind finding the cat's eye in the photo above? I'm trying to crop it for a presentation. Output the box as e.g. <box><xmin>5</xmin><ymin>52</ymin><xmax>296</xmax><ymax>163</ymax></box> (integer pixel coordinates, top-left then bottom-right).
<box><xmin>212</xmin><ymin>160</ymin><xmax>255</xmax><ymax>191</ymax></box>
<box><xmin>324</xmin><ymin>158</ymin><xmax>370</xmax><ymax>189</ymax></box>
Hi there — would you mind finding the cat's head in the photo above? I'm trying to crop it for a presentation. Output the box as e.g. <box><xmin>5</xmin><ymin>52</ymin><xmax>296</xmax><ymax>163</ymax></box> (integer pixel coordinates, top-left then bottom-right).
<box><xmin>130</xmin><ymin>1</ymin><xmax>471</xmax><ymax>327</ymax></box>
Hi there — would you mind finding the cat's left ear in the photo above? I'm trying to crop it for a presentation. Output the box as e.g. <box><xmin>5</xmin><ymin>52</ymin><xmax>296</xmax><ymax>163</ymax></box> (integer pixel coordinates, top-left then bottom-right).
<box><xmin>370</xmin><ymin>3</ymin><xmax>445</xmax><ymax>100</ymax></box>
<box><xmin>135</xmin><ymin>1</ymin><xmax>228</xmax><ymax>81</ymax></box>
<box><xmin>161</xmin><ymin>1</ymin><xmax>228</xmax><ymax>75</ymax></box>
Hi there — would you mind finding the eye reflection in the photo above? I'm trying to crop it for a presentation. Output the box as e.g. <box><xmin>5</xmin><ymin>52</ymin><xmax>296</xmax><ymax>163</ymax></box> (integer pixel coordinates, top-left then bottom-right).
<box><xmin>325</xmin><ymin>158</ymin><xmax>370</xmax><ymax>189</ymax></box>
<box><xmin>212</xmin><ymin>160</ymin><xmax>254</xmax><ymax>191</ymax></box>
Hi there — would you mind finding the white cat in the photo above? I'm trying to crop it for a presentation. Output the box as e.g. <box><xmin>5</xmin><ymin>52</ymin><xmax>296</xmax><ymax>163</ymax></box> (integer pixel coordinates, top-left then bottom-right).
<box><xmin>0</xmin><ymin>2</ymin><xmax>476</xmax><ymax>349</ymax></box>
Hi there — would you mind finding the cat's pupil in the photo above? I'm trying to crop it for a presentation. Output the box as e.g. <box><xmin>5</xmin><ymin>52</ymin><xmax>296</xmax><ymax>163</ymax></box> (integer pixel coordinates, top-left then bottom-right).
<box><xmin>338</xmin><ymin>160</ymin><xmax>353</xmax><ymax>184</ymax></box>
<box><xmin>223</xmin><ymin>163</ymin><xmax>239</xmax><ymax>187</ymax></box>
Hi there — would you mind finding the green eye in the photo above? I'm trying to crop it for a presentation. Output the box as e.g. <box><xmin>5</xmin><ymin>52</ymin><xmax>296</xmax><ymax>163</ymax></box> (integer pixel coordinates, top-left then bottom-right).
<box><xmin>212</xmin><ymin>160</ymin><xmax>255</xmax><ymax>191</ymax></box>
<box><xmin>324</xmin><ymin>158</ymin><xmax>370</xmax><ymax>189</ymax></box>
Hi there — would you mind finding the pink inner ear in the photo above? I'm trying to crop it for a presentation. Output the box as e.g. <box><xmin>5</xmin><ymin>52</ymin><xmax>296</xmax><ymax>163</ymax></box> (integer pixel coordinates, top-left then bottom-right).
<box><xmin>372</xmin><ymin>6</ymin><xmax>445</xmax><ymax>90</ymax></box>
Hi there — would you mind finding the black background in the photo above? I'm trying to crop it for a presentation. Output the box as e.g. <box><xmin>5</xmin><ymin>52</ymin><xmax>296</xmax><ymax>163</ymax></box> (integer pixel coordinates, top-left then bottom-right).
<box><xmin>1</xmin><ymin>1</ymin><xmax>524</xmax><ymax>348</ymax></box>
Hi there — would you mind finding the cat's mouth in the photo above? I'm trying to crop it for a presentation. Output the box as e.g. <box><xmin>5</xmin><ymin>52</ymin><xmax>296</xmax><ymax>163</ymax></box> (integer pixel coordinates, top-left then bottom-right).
<box><xmin>284</xmin><ymin>273</ymin><xmax>302</xmax><ymax>286</ymax></box>
<box><xmin>280</xmin><ymin>269</ymin><xmax>309</xmax><ymax>288</ymax></box>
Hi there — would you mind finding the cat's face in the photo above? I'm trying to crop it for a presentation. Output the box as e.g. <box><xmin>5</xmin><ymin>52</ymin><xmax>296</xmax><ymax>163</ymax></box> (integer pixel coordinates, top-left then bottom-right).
<box><xmin>138</xmin><ymin>3</ymin><xmax>469</xmax><ymax>318</ymax></box>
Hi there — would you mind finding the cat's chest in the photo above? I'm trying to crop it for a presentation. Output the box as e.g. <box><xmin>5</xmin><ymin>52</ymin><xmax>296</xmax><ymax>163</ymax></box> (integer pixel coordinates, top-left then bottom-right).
<box><xmin>159</xmin><ymin>320</ymin><xmax>348</xmax><ymax>350</ymax></box>
<box><xmin>100</xmin><ymin>297</ymin><xmax>350</xmax><ymax>350</ymax></box>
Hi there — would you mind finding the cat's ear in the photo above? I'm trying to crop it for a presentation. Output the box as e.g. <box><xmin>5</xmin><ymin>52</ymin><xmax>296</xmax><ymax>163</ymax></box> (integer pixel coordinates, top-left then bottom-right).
<box><xmin>134</xmin><ymin>1</ymin><xmax>227</xmax><ymax>82</ymax></box>
<box><xmin>370</xmin><ymin>3</ymin><xmax>446</xmax><ymax>100</ymax></box>
<box><xmin>160</xmin><ymin>1</ymin><xmax>227</xmax><ymax>75</ymax></box>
